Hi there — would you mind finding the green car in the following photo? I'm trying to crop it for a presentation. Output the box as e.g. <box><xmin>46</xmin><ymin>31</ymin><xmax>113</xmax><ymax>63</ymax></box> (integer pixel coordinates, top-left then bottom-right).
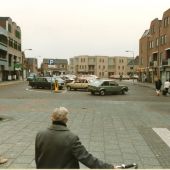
<box><xmin>88</xmin><ymin>79</ymin><xmax>128</xmax><ymax>96</ymax></box>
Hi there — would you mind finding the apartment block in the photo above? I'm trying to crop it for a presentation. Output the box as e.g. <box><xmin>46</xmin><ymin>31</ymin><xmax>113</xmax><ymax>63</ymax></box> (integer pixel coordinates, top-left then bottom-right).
<box><xmin>0</xmin><ymin>17</ymin><xmax>22</xmax><ymax>81</ymax></box>
<box><xmin>139</xmin><ymin>8</ymin><xmax>170</xmax><ymax>83</ymax></box>
<box><xmin>25</xmin><ymin>58</ymin><xmax>38</xmax><ymax>76</ymax></box>
<box><xmin>69</xmin><ymin>55</ymin><xmax>132</xmax><ymax>78</ymax></box>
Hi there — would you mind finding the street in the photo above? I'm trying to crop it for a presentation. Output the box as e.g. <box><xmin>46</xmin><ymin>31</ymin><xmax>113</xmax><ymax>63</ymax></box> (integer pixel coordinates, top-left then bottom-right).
<box><xmin>0</xmin><ymin>81</ymin><xmax>170</xmax><ymax>168</ymax></box>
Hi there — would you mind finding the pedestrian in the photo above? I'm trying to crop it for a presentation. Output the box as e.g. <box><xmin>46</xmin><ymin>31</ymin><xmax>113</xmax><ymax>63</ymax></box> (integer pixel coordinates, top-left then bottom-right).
<box><xmin>0</xmin><ymin>156</ymin><xmax>8</xmax><ymax>164</ymax></box>
<box><xmin>35</xmin><ymin>107</ymin><xmax>115</xmax><ymax>169</ymax></box>
<box><xmin>155</xmin><ymin>77</ymin><xmax>162</xmax><ymax>96</ymax></box>
<box><xmin>163</xmin><ymin>79</ymin><xmax>170</xmax><ymax>96</ymax></box>
<box><xmin>119</xmin><ymin>74</ymin><xmax>123</xmax><ymax>81</ymax></box>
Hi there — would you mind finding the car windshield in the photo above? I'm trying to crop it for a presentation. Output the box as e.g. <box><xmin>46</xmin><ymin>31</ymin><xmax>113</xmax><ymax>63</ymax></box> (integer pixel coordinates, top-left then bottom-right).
<box><xmin>46</xmin><ymin>77</ymin><xmax>55</xmax><ymax>83</ymax></box>
<box><xmin>54</xmin><ymin>77</ymin><xmax>64</xmax><ymax>81</ymax></box>
<box><xmin>91</xmin><ymin>80</ymin><xmax>102</xmax><ymax>86</ymax></box>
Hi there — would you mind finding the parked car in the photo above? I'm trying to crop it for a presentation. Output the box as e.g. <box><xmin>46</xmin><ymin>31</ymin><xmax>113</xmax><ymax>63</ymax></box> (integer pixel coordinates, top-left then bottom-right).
<box><xmin>88</xmin><ymin>79</ymin><xmax>128</xmax><ymax>95</ymax></box>
<box><xmin>27</xmin><ymin>73</ymin><xmax>37</xmax><ymax>81</ymax></box>
<box><xmin>131</xmin><ymin>74</ymin><xmax>139</xmax><ymax>79</ymax></box>
<box><xmin>53</xmin><ymin>76</ymin><xmax>65</xmax><ymax>90</ymax></box>
<box><xmin>60</xmin><ymin>75</ymin><xmax>75</xmax><ymax>84</ymax></box>
<box><xmin>28</xmin><ymin>77</ymin><xmax>55</xmax><ymax>89</ymax></box>
<box><xmin>66</xmin><ymin>79</ymin><xmax>89</xmax><ymax>91</ymax></box>
<box><xmin>110</xmin><ymin>75</ymin><xmax>130</xmax><ymax>80</ymax></box>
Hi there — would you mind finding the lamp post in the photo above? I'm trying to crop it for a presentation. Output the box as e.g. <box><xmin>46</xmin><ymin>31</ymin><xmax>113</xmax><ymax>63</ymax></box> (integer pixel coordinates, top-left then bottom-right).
<box><xmin>125</xmin><ymin>50</ymin><xmax>135</xmax><ymax>84</ymax></box>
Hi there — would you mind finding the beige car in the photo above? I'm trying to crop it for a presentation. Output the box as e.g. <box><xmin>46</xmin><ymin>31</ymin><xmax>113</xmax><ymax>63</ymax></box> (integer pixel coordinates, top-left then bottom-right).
<box><xmin>66</xmin><ymin>79</ymin><xmax>89</xmax><ymax>91</ymax></box>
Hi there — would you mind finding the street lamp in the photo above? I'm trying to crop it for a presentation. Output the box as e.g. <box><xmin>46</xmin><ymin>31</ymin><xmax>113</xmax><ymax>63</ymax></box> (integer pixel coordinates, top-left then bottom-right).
<box><xmin>24</xmin><ymin>49</ymin><xmax>32</xmax><ymax>51</ymax></box>
<box><xmin>125</xmin><ymin>50</ymin><xmax>135</xmax><ymax>84</ymax></box>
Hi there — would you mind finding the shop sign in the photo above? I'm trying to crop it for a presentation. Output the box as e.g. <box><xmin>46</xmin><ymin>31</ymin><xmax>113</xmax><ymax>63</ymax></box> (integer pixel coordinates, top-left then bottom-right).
<box><xmin>14</xmin><ymin>63</ymin><xmax>22</xmax><ymax>71</ymax></box>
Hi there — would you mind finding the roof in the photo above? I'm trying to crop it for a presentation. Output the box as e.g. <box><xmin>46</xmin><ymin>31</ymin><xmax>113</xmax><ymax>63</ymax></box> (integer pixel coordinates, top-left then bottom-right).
<box><xmin>141</xmin><ymin>29</ymin><xmax>150</xmax><ymax>38</ymax></box>
<box><xmin>0</xmin><ymin>17</ymin><xmax>10</xmax><ymax>20</ymax></box>
<box><xmin>127</xmin><ymin>56</ymin><xmax>139</xmax><ymax>66</ymax></box>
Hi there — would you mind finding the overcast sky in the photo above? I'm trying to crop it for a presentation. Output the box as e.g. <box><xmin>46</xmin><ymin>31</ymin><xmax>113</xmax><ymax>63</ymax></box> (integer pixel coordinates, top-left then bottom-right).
<box><xmin>1</xmin><ymin>0</ymin><xmax>170</xmax><ymax>64</ymax></box>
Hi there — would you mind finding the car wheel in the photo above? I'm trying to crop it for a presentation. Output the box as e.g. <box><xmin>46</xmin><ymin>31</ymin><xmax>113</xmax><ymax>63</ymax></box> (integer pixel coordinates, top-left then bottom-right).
<box><xmin>91</xmin><ymin>91</ymin><xmax>95</xmax><ymax>95</ymax></box>
<box><xmin>121</xmin><ymin>89</ymin><xmax>125</xmax><ymax>95</ymax></box>
<box><xmin>67</xmin><ymin>86</ymin><xmax>71</xmax><ymax>91</ymax></box>
<box><xmin>100</xmin><ymin>90</ymin><xmax>105</xmax><ymax>96</ymax></box>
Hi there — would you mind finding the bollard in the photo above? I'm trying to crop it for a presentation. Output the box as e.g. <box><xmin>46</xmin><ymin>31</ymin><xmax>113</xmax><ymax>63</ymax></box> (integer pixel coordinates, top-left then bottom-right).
<box><xmin>54</xmin><ymin>80</ymin><xmax>59</xmax><ymax>93</ymax></box>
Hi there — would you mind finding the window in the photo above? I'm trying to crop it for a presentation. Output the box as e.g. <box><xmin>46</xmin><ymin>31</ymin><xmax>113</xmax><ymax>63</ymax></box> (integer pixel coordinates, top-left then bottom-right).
<box><xmin>8</xmin><ymin>55</ymin><xmax>12</xmax><ymax>66</ymax></box>
<box><xmin>8</xmin><ymin>24</ymin><xmax>12</xmax><ymax>32</ymax></box>
<box><xmin>164</xmin><ymin>35</ymin><xmax>167</xmax><ymax>44</ymax></box>
<box><xmin>8</xmin><ymin>38</ymin><xmax>13</xmax><ymax>47</ymax></box>
<box><xmin>164</xmin><ymin>17</ymin><xmax>170</xmax><ymax>27</ymax></box>
<box><xmin>102</xmin><ymin>81</ymin><xmax>109</xmax><ymax>86</ymax></box>
<box><xmin>150</xmin><ymin>26</ymin><xmax>155</xmax><ymax>34</ymax></box>
<box><xmin>15</xmin><ymin>30</ymin><xmax>21</xmax><ymax>39</ymax></box>
<box><xmin>110</xmin><ymin>82</ymin><xmax>117</xmax><ymax>86</ymax></box>
<box><xmin>156</xmin><ymin>38</ymin><xmax>159</xmax><ymax>47</ymax></box>
<box><xmin>161</xmin><ymin>36</ymin><xmax>164</xmax><ymax>45</ymax></box>
<box><xmin>149</xmin><ymin>41</ymin><xmax>154</xmax><ymax>48</ymax></box>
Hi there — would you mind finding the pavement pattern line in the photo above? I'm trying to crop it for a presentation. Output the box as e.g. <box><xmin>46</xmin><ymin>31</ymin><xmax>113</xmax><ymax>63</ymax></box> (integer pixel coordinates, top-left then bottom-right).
<box><xmin>153</xmin><ymin>128</ymin><xmax>170</xmax><ymax>147</ymax></box>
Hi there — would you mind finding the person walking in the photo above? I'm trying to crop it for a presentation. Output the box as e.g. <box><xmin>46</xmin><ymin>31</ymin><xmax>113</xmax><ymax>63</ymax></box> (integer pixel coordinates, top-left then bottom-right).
<box><xmin>0</xmin><ymin>156</ymin><xmax>8</xmax><ymax>164</ymax></box>
<box><xmin>163</xmin><ymin>79</ymin><xmax>170</xmax><ymax>96</ymax></box>
<box><xmin>155</xmin><ymin>77</ymin><xmax>162</xmax><ymax>96</ymax></box>
<box><xmin>35</xmin><ymin>107</ymin><xmax>115</xmax><ymax>169</ymax></box>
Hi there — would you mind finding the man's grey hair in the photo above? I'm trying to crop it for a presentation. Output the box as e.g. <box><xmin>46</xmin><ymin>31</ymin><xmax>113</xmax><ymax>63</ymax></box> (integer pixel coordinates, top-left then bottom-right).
<box><xmin>51</xmin><ymin>107</ymin><xmax>69</xmax><ymax>121</ymax></box>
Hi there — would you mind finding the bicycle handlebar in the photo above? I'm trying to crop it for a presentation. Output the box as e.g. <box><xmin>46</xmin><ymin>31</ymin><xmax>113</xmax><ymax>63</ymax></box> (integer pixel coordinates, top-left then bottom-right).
<box><xmin>115</xmin><ymin>163</ymin><xmax>138</xmax><ymax>169</ymax></box>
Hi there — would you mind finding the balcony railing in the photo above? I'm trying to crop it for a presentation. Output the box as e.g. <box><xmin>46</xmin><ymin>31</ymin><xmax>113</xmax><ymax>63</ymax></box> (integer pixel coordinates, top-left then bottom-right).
<box><xmin>153</xmin><ymin>61</ymin><xmax>157</xmax><ymax>67</ymax></box>
<box><xmin>162</xmin><ymin>59</ymin><xmax>170</xmax><ymax>66</ymax></box>
<box><xmin>162</xmin><ymin>59</ymin><xmax>168</xmax><ymax>65</ymax></box>
<box><xmin>150</xmin><ymin>61</ymin><xmax>154</xmax><ymax>66</ymax></box>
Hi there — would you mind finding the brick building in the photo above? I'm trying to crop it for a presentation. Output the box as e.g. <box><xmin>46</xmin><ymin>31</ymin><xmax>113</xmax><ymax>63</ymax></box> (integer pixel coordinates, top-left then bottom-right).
<box><xmin>139</xmin><ymin>8</ymin><xmax>170</xmax><ymax>83</ymax></box>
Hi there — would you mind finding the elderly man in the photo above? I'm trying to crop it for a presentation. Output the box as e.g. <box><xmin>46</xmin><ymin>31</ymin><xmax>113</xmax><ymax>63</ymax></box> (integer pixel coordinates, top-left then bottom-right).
<box><xmin>35</xmin><ymin>107</ymin><xmax>114</xmax><ymax>169</ymax></box>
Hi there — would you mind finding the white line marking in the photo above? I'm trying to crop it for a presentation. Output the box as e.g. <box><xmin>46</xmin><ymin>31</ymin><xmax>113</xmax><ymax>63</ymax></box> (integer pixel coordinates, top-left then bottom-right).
<box><xmin>25</xmin><ymin>88</ymin><xmax>67</xmax><ymax>94</ymax></box>
<box><xmin>153</xmin><ymin>128</ymin><xmax>170</xmax><ymax>147</ymax></box>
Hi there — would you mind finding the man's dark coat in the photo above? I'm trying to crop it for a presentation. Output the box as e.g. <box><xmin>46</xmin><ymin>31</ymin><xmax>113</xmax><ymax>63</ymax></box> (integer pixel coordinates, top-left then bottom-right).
<box><xmin>35</xmin><ymin>124</ymin><xmax>114</xmax><ymax>169</ymax></box>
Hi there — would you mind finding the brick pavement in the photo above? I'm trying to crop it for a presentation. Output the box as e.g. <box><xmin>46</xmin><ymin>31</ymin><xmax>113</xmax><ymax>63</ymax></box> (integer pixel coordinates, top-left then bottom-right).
<box><xmin>0</xmin><ymin>80</ymin><xmax>170</xmax><ymax>169</ymax></box>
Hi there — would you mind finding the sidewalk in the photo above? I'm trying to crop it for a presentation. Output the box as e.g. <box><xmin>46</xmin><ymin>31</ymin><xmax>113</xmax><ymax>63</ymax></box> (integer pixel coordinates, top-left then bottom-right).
<box><xmin>0</xmin><ymin>80</ymin><xmax>25</xmax><ymax>87</ymax></box>
<box><xmin>134</xmin><ymin>81</ymin><xmax>155</xmax><ymax>89</ymax></box>
<box><xmin>121</xmin><ymin>80</ymin><xmax>155</xmax><ymax>89</ymax></box>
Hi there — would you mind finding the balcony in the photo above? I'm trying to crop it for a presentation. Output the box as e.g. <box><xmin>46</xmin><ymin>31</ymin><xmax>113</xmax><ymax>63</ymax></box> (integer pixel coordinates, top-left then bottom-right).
<box><xmin>150</xmin><ymin>61</ymin><xmax>154</xmax><ymax>67</ymax></box>
<box><xmin>153</xmin><ymin>61</ymin><xmax>157</xmax><ymax>67</ymax></box>
<box><xmin>162</xmin><ymin>59</ymin><xmax>170</xmax><ymax>66</ymax></box>
<box><xmin>162</xmin><ymin>59</ymin><xmax>168</xmax><ymax>65</ymax></box>
<box><xmin>0</xmin><ymin>43</ymin><xmax>7</xmax><ymax>51</ymax></box>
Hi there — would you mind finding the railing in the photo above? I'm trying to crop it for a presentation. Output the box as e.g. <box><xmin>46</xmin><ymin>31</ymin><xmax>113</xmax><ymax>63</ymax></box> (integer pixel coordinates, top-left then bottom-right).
<box><xmin>162</xmin><ymin>59</ymin><xmax>170</xmax><ymax>66</ymax></box>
